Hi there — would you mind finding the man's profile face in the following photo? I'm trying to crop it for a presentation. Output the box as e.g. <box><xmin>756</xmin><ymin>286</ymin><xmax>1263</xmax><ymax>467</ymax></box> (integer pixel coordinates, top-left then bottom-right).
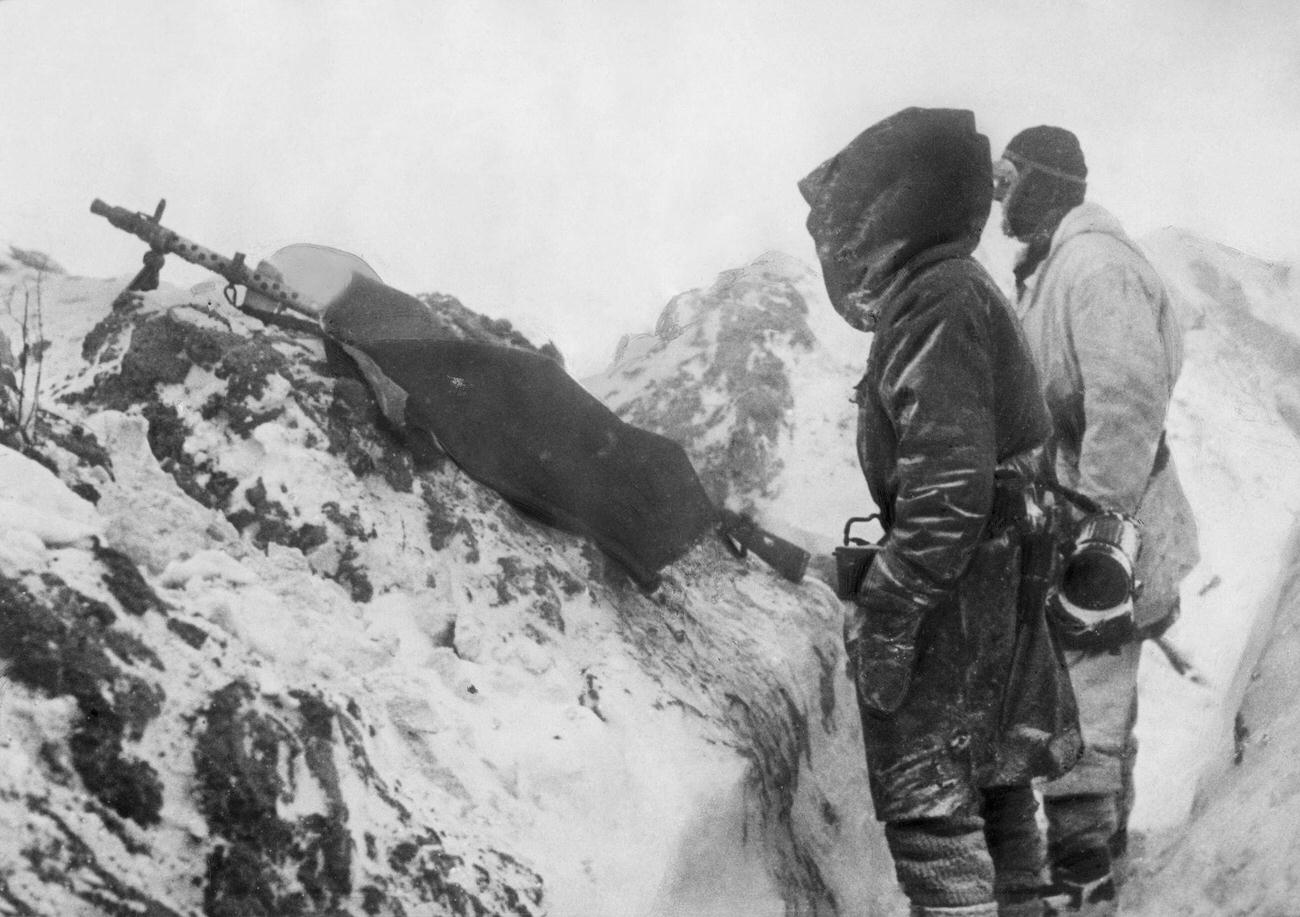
<box><xmin>992</xmin><ymin>157</ymin><xmax>1023</xmax><ymax>238</ymax></box>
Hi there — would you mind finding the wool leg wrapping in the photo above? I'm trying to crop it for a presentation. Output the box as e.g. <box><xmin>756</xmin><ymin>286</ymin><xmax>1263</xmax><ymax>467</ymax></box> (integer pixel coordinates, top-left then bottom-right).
<box><xmin>886</xmin><ymin>813</ymin><xmax>996</xmax><ymax>908</ymax></box>
<box><xmin>1044</xmin><ymin>794</ymin><xmax>1117</xmax><ymax>882</ymax></box>
<box><xmin>982</xmin><ymin>784</ymin><xmax>1047</xmax><ymax>903</ymax></box>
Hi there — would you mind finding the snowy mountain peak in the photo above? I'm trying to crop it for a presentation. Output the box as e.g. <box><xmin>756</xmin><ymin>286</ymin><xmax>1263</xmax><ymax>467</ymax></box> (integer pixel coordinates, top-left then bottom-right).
<box><xmin>587</xmin><ymin>254</ymin><xmax>870</xmax><ymax>545</ymax></box>
<box><xmin>650</xmin><ymin>251</ymin><xmax>818</xmax><ymax>344</ymax></box>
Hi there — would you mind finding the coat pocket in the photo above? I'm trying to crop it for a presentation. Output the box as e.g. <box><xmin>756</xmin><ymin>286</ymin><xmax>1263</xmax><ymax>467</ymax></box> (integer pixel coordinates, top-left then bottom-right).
<box><xmin>847</xmin><ymin>594</ymin><xmax>925</xmax><ymax>715</ymax></box>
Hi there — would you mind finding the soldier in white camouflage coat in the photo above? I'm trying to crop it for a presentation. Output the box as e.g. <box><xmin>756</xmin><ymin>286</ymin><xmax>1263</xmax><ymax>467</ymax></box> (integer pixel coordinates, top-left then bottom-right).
<box><xmin>995</xmin><ymin>125</ymin><xmax>1201</xmax><ymax>916</ymax></box>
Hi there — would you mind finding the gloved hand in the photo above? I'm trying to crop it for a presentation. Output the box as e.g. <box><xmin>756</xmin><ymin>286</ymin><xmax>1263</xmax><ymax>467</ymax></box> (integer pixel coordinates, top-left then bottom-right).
<box><xmin>844</xmin><ymin>588</ymin><xmax>923</xmax><ymax>716</ymax></box>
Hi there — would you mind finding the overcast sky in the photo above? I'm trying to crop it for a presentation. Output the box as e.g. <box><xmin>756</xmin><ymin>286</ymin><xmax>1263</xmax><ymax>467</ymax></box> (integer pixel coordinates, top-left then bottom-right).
<box><xmin>3</xmin><ymin>0</ymin><xmax>1297</xmax><ymax>375</ymax></box>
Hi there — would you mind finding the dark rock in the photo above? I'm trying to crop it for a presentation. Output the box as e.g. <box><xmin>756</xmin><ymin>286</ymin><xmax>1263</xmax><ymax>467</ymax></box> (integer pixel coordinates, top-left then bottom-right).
<box><xmin>94</xmin><ymin>540</ymin><xmax>166</xmax><ymax>616</ymax></box>
<box><xmin>0</xmin><ymin>573</ymin><xmax>165</xmax><ymax>827</ymax></box>
<box><xmin>167</xmin><ymin>617</ymin><xmax>210</xmax><ymax>649</ymax></box>
<box><xmin>227</xmin><ymin>479</ymin><xmax>329</xmax><ymax>554</ymax></box>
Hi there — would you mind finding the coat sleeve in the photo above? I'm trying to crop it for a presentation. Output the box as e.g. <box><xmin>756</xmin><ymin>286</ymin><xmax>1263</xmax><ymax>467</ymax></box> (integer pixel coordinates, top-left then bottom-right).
<box><xmin>860</xmin><ymin>281</ymin><xmax>997</xmax><ymax>614</ymax></box>
<box><xmin>1069</xmin><ymin>258</ymin><xmax>1170</xmax><ymax>514</ymax></box>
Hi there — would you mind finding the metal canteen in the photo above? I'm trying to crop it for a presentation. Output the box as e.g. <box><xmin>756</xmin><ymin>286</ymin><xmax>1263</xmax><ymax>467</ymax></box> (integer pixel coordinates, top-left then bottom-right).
<box><xmin>1058</xmin><ymin>511</ymin><xmax>1143</xmax><ymax>627</ymax></box>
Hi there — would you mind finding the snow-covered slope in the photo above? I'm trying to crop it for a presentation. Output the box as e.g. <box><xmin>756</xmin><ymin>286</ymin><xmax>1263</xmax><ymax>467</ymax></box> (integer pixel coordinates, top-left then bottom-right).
<box><xmin>0</xmin><ymin>256</ymin><xmax>902</xmax><ymax>916</ymax></box>
<box><xmin>3</xmin><ymin>223</ymin><xmax>1298</xmax><ymax>916</ymax></box>
<box><xmin>1127</xmin><ymin>543</ymin><xmax>1300</xmax><ymax>917</ymax></box>
<box><xmin>1109</xmin><ymin>231</ymin><xmax>1300</xmax><ymax>915</ymax></box>
<box><xmin>1122</xmin><ymin>230</ymin><xmax>1300</xmax><ymax>841</ymax></box>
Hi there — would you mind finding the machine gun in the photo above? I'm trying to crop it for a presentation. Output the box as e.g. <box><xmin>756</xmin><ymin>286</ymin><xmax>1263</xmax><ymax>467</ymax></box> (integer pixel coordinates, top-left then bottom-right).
<box><xmin>90</xmin><ymin>198</ymin><xmax>322</xmax><ymax>325</ymax></box>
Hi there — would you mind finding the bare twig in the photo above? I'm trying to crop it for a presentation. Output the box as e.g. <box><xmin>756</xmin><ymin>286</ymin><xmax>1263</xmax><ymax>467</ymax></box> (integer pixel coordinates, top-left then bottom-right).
<box><xmin>18</xmin><ymin>283</ymin><xmax>31</xmax><ymax>435</ymax></box>
<box><xmin>3</xmin><ymin>268</ymin><xmax>48</xmax><ymax>443</ymax></box>
<box><xmin>29</xmin><ymin>271</ymin><xmax>45</xmax><ymax>436</ymax></box>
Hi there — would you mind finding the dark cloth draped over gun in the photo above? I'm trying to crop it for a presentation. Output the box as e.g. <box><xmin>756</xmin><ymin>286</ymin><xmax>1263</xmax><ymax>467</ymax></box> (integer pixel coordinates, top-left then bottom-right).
<box><xmin>323</xmin><ymin>273</ymin><xmax>718</xmax><ymax>588</ymax></box>
<box><xmin>87</xmin><ymin>200</ymin><xmax>805</xmax><ymax>587</ymax></box>
<box><xmin>800</xmin><ymin>107</ymin><xmax>1081</xmax><ymax>823</ymax></box>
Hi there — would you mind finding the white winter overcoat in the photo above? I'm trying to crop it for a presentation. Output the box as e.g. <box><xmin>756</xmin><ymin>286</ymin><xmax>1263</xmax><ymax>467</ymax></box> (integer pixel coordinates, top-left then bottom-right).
<box><xmin>1015</xmin><ymin>202</ymin><xmax>1199</xmax><ymax>628</ymax></box>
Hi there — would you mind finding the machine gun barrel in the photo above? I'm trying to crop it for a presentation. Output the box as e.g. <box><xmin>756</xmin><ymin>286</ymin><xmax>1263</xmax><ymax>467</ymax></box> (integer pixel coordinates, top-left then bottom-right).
<box><xmin>89</xmin><ymin>198</ymin><xmax>322</xmax><ymax>319</ymax></box>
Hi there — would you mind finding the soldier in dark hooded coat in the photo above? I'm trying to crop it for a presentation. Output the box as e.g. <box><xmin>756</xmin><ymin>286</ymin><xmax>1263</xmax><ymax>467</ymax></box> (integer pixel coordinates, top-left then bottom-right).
<box><xmin>800</xmin><ymin>107</ymin><xmax>1082</xmax><ymax>917</ymax></box>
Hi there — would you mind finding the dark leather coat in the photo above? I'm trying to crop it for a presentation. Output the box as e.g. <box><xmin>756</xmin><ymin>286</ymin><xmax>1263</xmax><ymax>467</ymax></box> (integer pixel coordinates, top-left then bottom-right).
<box><xmin>854</xmin><ymin>250</ymin><xmax>1080</xmax><ymax>821</ymax></box>
<box><xmin>801</xmin><ymin>108</ymin><xmax>1081</xmax><ymax>822</ymax></box>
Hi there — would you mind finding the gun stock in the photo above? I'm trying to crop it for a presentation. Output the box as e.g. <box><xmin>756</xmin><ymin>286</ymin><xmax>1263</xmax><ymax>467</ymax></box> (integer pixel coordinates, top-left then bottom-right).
<box><xmin>718</xmin><ymin>509</ymin><xmax>810</xmax><ymax>583</ymax></box>
<box><xmin>89</xmin><ymin>198</ymin><xmax>322</xmax><ymax>320</ymax></box>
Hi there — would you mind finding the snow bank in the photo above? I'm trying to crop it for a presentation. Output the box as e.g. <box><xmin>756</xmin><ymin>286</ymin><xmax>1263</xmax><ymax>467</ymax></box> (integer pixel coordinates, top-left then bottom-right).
<box><xmin>0</xmin><ymin>448</ymin><xmax>102</xmax><ymax>549</ymax></box>
<box><xmin>1125</xmin><ymin>231</ymin><xmax>1300</xmax><ymax>849</ymax></box>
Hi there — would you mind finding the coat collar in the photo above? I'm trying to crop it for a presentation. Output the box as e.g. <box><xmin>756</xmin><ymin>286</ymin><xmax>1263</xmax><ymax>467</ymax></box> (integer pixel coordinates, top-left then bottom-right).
<box><xmin>1016</xmin><ymin>202</ymin><xmax>1139</xmax><ymax>309</ymax></box>
<box><xmin>1049</xmin><ymin>201</ymin><xmax>1134</xmax><ymax>255</ymax></box>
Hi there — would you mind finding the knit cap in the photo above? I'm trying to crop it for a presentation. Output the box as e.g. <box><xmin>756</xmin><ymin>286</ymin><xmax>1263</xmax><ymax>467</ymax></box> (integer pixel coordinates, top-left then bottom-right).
<box><xmin>1003</xmin><ymin>125</ymin><xmax>1087</xmax><ymax>184</ymax></box>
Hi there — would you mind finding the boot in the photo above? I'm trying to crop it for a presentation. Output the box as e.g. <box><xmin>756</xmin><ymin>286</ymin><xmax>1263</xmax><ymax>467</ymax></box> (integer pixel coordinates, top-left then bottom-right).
<box><xmin>1040</xmin><ymin>872</ymin><xmax>1117</xmax><ymax>915</ymax></box>
<box><xmin>910</xmin><ymin>904</ymin><xmax>999</xmax><ymax>917</ymax></box>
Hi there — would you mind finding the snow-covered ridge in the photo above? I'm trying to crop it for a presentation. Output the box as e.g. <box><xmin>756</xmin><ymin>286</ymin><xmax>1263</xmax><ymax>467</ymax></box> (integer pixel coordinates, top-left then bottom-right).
<box><xmin>2</xmin><ymin>225</ymin><xmax>1298</xmax><ymax>915</ymax></box>
<box><xmin>0</xmin><ymin>261</ymin><xmax>901</xmax><ymax>916</ymax></box>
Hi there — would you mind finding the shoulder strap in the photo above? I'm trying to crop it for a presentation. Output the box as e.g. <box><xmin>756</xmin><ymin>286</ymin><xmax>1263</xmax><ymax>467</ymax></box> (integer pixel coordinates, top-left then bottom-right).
<box><xmin>1039</xmin><ymin>431</ymin><xmax>1167</xmax><ymax>516</ymax></box>
<box><xmin>1039</xmin><ymin>479</ymin><xmax>1103</xmax><ymax>516</ymax></box>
